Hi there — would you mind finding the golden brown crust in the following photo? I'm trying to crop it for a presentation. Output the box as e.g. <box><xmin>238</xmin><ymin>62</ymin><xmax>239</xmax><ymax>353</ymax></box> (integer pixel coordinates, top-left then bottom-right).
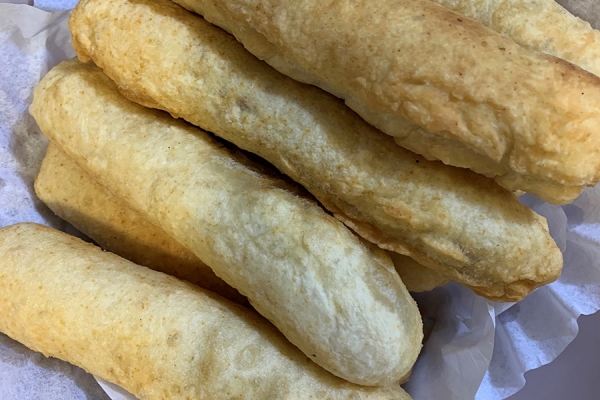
<box><xmin>431</xmin><ymin>0</ymin><xmax>600</xmax><ymax>78</ymax></box>
<box><xmin>389</xmin><ymin>252</ymin><xmax>450</xmax><ymax>293</ymax></box>
<box><xmin>34</xmin><ymin>144</ymin><xmax>247</xmax><ymax>305</ymax></box>
<box><xmin>169</xmin><ymin>0</ymin><xmax>600</xmax><ymax>204</ymax></box>
<box><xmin>69</xmin><ymin>0</ymin><xmax>563</xmax><ymax>302</ymax></box>
<box><xmin>0</xmin><ymin>223</ymin><xmax>411</xmax><ymax>399</ymax></box>
<box><xmin>30</xmin><ymin>59</ymin><xmax>423</xmax><ymax>386</ymax></box>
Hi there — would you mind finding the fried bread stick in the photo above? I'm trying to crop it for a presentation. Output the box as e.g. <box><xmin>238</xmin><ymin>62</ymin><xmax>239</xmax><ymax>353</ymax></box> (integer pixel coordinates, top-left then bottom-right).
<box><xmin>34</xmin><ymin>144</ymin><xmax>246</xmax><ymax>304</ymax></box>
<box><xmin>69</xmin><ymin>0</ymin><xmax>563</xmax><ymax>301</ymax></box>
<box><xmin>165</xmin><ymin>0</ymin><xmax>600</xmax><ymax>204</ymax></box>
<box><xmin>36</xmin><ymin>145</ymin><xmax>438</xmax><ymax>294</ymax></box>
<box><xmin>431</xmin><ymin>0</ymin><xmax>600</xmax><ymax>77</ymax></box>
<box><xmin>30</xmin><ymin>59</ymin><xmax>422</xmax><ymax>386</ymax></box>
<box><xmin>0</xmin><ymin>223</ymin><xmax>411</xmax><ymax>399</ymax></box>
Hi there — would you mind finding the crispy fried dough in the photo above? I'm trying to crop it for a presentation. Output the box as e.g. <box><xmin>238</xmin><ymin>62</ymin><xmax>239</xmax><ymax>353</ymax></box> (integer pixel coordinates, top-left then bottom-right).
<box><xmin>69</xmin><ymin>0</ymin><xmax>563</xmax><ymax>301</ymax></box>
<box><xmin>30</xmin><ymin>59</ymin><xmax>423</xmax><ymax>386</ymax></box>
<box><xmin>36</xmin><ymin>145</ymin><xmax>434</xmax><ymax>296</ymax></box>
<box><xmin>432</xmin><ymin>0</ymin><xmax>600</xmax><ymax>77</ymax></box>
<box><xmin>389</xmin><ymin>252</ymin><xmax>450</xmax><ymax>293</ymax></box>
<box><xmin>164</xmin><ymin>0</ymin><xmax>600</xmax><ymax>204</ymax></box>
<box><xmin>34</xmin><ymin>144</ymin><xmax>246</xmax><ymax>305</ymax></box>
<box><xmin>0</xmin><ymin>223</ymin><xmax>411</xmax><ymax>399</ymax></box>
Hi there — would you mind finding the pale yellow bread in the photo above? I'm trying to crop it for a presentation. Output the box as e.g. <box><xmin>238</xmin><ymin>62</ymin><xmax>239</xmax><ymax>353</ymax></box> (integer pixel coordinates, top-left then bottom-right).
<box><xmin>389</xmin><ymin>252</ymin><xmax>450</xmax><ymax>293</ymax></box>
<box><xmin>167</xmin><ymin>0</ymin><xmax>600</xmax><ymax>204</ymax></box>
<box><xmin>0</xmin><ymin>223</ymin><xmax>412</xmax><ymax>399</ymax></box>
<box><xmin>34</xmin><ymin>144</ymin><xmax>246</xmax><ymax>305</ymax></box>
<box><xmin>431</xmin><ymin>0</ymin><xmax>600</xmax><ymax>78</ymax></box>
<box><xmin>68</xmin><ymin>0</ymin><xmax>563</xmax><ymax>302</ymax></box>
<box><xmin>30</xmin><ymin>59</ymin><xmax>423</xmax><ymax>386</ymax></box>
<box><xmin>36</xmin><ymin>145</ymin><xmax>436</xmax><ymax>296</ymax></box>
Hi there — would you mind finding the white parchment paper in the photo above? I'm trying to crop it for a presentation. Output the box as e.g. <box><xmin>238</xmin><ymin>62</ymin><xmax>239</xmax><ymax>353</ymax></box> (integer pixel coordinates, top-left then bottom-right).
<box><xmin>1</xmin><ymin>1</ymin><xmax>599</xmax><ymax>399</ymax></box>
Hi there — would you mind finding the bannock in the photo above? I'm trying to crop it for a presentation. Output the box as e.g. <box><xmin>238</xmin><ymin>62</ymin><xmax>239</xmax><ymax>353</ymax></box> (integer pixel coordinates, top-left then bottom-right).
<box><xmin>30</xmin><ymin>59</ymin><xmax>423</xmax><ymax>386</ymax></box>
<box><xmin>389</xmin><ymin>253</ymin><xmax>450</xmax><ymax>293</ymax></box>
<box><xmin>166</xmin><ymin>0</ymin><xmax>600</xmax><ymax>204</ymax></box>
<box><xmin>431</xmin><ymin>0</ymin><xmax>600</xmax><ymax>78</ymax></box>
<box><xmin>37</xmin><ymin>145</ymin><xmax>437</xmax><ymax>295</ymax></box>
<box><xmin>34</xmin><ymin>144</ymin><xmax>246</xmax><ymax>305</ymax></box>
<box><xmin>0</xmin><ymin>223</ymin><xmax>411</xmax><ymax>399</ymax></box>
<box><xmin>69</xmin><ymin>0</ymin><xmax>563</xmax><ymax>302</ymax></box>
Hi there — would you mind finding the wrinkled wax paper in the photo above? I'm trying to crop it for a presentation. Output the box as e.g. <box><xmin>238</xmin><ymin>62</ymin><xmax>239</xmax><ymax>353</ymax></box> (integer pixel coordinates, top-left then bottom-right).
<box><xmin>0</xmin><ymin>1</ymin><xmax>599</xmax><ymax>399</ymax></box>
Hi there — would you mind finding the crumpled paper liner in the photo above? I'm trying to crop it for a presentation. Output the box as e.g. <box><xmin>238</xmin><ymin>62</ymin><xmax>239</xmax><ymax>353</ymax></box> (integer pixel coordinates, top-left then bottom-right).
<box><xmin>0</xmin><ymin>1</ymin><xmax>599</xmax><ymax>399</ymax></box>
<box><xmin>474</xmin><ymin>194</ymin><xmax>600</xmax><ymax>399</ymax></box>
<box><xmin>0</xmin><ymin>332</ymin><xmax>108</xmax><ymax>400</ymax></box>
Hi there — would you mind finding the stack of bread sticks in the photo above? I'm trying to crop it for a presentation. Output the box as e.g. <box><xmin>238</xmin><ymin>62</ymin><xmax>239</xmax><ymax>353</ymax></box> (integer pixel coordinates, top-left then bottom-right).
<box><xmin>1</xmin><ymin>0</ymin><xmax>598</xmax><ymax>398</ymax></box>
